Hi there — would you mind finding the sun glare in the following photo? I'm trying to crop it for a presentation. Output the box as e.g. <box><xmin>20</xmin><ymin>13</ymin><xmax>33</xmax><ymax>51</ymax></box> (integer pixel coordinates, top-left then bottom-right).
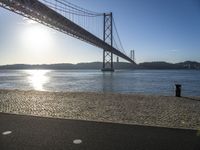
<box><xmin>21</xmin><ymin>25</ymin><xmax>52</xmax><ymax>53</ymax></box>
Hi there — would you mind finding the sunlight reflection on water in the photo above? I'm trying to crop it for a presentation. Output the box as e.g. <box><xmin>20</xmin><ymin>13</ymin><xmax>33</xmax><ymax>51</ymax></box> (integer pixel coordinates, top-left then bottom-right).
<box><xmin>25</xmin><ymin>70</ymin><xmax>50</xmax><ymax>91</ymax></box>
<box><xmin>0</xmin><ymin>70</ymin><xmax>199</xmax><ymax>96</ymax></box>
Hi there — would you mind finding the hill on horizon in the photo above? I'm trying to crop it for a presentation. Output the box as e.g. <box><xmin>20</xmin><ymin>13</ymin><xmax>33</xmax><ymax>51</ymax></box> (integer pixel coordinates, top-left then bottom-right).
<box><xmin>0</xmin><ymin>61</ymin><xmax>199</xmax><ymax>70</ymax></box>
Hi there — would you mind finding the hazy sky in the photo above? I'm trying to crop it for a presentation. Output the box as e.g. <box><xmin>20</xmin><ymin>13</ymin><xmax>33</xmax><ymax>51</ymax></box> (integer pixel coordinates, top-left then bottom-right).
<box><xmin>0</xmin><ymin>0</ymin><xmax>200</xmax><ymax>65</ymax></box>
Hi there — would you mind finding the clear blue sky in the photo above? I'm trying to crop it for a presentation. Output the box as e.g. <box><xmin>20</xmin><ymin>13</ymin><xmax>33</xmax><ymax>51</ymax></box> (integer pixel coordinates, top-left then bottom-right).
<box><xmin>0</xmin><ymin>0</ymin><xmax>200</xmax><ymax>65</ymax></box>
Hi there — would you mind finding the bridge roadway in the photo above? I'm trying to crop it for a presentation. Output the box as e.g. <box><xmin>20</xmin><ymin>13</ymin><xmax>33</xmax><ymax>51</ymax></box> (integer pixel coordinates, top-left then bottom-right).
<box><xmin>0</xmin><ymin>0</ymin><xmax>135</xmax><ymax>64</ymax></box>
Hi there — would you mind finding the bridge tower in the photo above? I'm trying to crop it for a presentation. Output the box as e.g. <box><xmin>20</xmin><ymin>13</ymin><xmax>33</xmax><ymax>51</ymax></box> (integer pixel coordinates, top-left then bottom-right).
<box><xmin>130</xmin><ymin>50</ymin><xmax>135</xmax><ymax>62</ymax></box>
<box><xmin>102</xmin><ymin>13</ymin><xmax>114</xmax><ymax>72</ymax></box>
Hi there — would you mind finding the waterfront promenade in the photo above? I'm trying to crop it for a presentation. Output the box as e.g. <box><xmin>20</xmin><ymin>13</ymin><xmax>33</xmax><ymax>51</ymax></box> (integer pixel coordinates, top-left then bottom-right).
<box><xmin>0</xmin><ymin>89</ymin><xmax>200</xmax><ymax>149</ymax></box>
<box><xmin>0</xmin><ymin>90</ymin><xmax>200</xmax><ymax>129</ymax></box>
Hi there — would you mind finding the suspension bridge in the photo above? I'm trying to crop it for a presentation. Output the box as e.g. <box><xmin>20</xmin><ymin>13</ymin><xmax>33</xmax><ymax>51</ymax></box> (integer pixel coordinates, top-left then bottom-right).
<box><xmin>0</xmin><ymin>0</ymin><xmax>135</xmax><ymax>71</ymax></box>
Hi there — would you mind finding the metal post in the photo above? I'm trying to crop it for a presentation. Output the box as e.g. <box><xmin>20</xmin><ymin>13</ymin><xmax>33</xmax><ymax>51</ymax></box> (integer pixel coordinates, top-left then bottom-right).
<box><xmin>175</xmin><ymin>84</ymin><xmax>182</xmax><ymax>97</ymax></box>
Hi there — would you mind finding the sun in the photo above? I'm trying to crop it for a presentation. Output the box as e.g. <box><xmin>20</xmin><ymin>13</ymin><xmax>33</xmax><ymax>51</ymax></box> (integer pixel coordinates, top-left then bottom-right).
<box><xmin>21</xmin><ymin>24</ymin><xmax>52</xmax><ymax>53</ymax></box>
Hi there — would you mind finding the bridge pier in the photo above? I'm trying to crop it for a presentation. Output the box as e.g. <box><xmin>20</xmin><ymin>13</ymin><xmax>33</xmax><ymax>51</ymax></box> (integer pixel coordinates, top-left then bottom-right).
<box><xmin>101</xmin><ymin>68</ymin><xmax>114</xmax><ymax>72</ymax></box>
<box><xmin>102</xmin><ymin>13</ymin><xmax>114</xmax><ymax>72</ymax></box>
<box><xmin>101</xmin><ymin>49</ymin><xmax>114</xmax><ymax>72</ymax></box>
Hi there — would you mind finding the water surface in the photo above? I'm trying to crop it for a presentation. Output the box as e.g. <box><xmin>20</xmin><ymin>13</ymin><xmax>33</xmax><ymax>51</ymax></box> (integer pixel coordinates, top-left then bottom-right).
<box><xmin>0</xmin><ymin>69</ymin><xmax>199</xmax><ymax>96</ymax></box>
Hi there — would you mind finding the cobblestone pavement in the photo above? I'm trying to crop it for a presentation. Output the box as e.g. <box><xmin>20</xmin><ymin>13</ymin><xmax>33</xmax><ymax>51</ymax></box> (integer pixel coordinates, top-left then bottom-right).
<box><xmin>0</xmin><ymin>90</ymin><xmax>200</xmax><ymax>129</ymax></box>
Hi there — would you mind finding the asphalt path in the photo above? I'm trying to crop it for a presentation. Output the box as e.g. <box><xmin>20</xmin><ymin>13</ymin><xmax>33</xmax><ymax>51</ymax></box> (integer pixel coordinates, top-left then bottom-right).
<box><xmin>0</xmin><ymin>113</ymin><xmax>199</xmax><ymax>150</ymax></box>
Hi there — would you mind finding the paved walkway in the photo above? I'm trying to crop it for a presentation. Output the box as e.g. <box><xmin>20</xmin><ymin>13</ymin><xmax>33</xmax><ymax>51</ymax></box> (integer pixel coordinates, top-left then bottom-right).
<box><xmin>0</xmin><ymin>113</ymin><xmax>199</xmax><ymax>150</ymax></box>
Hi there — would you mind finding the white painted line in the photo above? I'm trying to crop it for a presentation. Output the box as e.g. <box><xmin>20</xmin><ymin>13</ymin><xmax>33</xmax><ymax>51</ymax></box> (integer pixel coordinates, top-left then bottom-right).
<box><xmin>2</xmin><ymin>131</ymin><xmax>12</xmax><ymax>135</ymax></box>
<box><xmin>73</xmin><ymin>139</ymin><xmax>82</xmax><ymax>144</ymax></box>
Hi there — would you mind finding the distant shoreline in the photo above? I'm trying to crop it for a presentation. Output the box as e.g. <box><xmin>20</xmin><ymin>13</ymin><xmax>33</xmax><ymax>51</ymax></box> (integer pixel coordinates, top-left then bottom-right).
<box><xmin>0</xmin><ymin>61</ymin><xmax>200</xmax><ymax>70</ymax></box>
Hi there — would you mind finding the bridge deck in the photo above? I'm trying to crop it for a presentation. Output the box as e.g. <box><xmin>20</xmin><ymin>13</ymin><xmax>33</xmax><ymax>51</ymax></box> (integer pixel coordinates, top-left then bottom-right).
<box><xmin>0</xmin><ymin>0</ymin><xmax>135</xmax><ymax>64</ymax></box>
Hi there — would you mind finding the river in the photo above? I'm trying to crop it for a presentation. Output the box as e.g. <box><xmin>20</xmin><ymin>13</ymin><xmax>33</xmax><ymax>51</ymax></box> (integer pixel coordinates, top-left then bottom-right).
<box><xmin>0</xmin><ymin>69</ymin><xmax>199</xmax><ymax>96</ymax></box>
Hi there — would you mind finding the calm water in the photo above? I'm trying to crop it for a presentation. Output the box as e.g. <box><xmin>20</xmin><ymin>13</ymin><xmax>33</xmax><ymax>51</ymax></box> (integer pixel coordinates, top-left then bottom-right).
<box><xmin>0</xmin><ymin>69</ymin><xmax>199</xmax><ymax>96</ymax></box>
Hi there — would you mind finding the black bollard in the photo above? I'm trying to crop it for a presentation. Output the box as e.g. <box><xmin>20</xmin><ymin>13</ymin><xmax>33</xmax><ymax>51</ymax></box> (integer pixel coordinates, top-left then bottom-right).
<box><xmin>175</xmin><ymin>84</ymin><xmax>182</xmax><ymax>97</ymax></box>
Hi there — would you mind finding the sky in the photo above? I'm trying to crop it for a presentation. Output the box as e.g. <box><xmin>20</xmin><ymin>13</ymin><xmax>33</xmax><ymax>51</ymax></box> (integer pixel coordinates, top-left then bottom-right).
<box><xmin>0</xmin><ymin>0</ymin><xmax>200</xmax><ymax>65</ymax></box>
